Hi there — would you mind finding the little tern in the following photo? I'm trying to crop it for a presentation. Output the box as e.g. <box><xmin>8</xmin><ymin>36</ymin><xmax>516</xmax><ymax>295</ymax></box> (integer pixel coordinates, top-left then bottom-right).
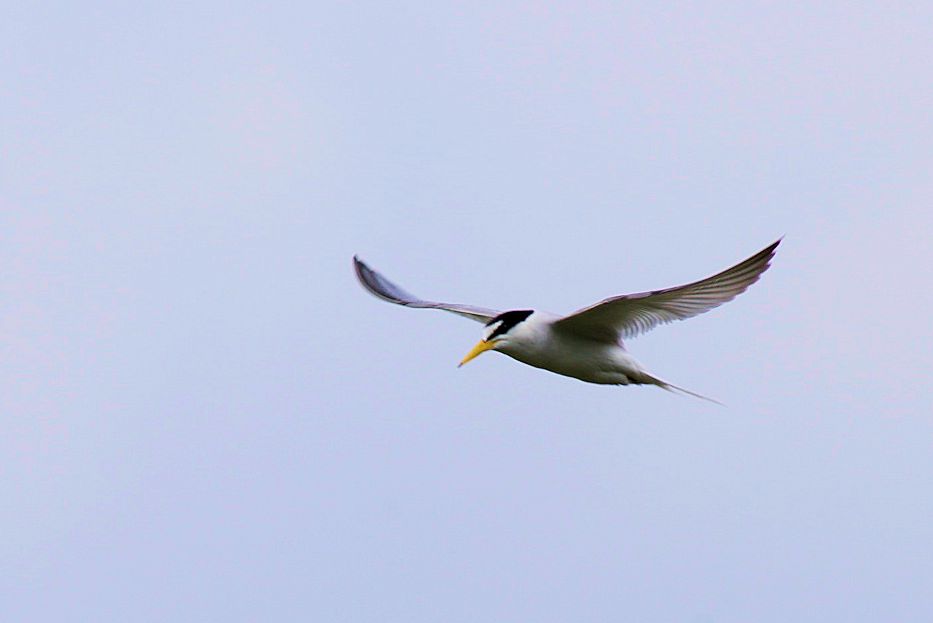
<box><xmin>354</xmin><ymin>239</ymin><xmax>780</xmax><ymax>402</ymax></box>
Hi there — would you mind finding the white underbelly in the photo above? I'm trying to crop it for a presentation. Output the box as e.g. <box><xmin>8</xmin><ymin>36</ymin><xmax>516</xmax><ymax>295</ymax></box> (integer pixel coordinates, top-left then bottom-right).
<box><xmin>503</xmin><ymin>333</ymin><xmax>644</xmax><ymax>385</ymax></box>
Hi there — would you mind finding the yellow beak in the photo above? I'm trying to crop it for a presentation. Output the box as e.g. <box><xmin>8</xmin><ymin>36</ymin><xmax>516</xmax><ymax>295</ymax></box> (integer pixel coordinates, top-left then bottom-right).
<box><xmin>458</xmin><ymin>340</ymin><xmax>497</xmax><ymax>367</ymax></box>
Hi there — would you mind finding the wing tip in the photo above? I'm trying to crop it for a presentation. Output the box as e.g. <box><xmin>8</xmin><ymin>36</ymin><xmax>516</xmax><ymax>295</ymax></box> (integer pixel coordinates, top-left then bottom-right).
<box><xmin>352</xmin><ymin>254</ymin><xmax>389</xmax><ymax>301</ymax></box>
<box><xmin>352</xmin><ymin>254</ymin><xmax>368</xmax><ymax>282</ymax></box>
<box><xmin>759</xmin><ymin>236</ymin><xmax>783</xmax><ymax>272</ymax></box>
<box><xmin>764</xmin><ymin>236</ymin><xmax>783</xmax><ymax>258</ymax></box>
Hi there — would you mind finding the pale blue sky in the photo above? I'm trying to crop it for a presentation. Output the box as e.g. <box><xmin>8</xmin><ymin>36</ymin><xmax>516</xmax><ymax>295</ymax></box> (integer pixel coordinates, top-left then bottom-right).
<box><xmin>3</xmin><ymin>2</ymin><xmax>932</xmax><ymax>621</ymax></box>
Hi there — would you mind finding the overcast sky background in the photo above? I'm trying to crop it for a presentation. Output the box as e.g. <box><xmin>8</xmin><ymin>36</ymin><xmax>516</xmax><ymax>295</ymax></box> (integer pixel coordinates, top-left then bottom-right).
<box><xmin>3</xmin><ymin>2</ymin><xmax>933</xmax><ymax>621</ymax></box>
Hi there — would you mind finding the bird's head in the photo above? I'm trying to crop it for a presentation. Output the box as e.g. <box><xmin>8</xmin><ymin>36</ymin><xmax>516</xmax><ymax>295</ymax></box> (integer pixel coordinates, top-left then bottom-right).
<box><xmin>458</xmin><ymin>309</ymin><xmax>534</xmax><ymax>367</ymax></box>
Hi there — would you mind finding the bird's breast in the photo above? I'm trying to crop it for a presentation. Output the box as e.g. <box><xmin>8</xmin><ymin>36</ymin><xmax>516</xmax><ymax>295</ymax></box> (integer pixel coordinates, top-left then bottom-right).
<box><xmin>501</xmin><ymin>329</ymin><xmax>641</xmax><ymax>385</ymax></box>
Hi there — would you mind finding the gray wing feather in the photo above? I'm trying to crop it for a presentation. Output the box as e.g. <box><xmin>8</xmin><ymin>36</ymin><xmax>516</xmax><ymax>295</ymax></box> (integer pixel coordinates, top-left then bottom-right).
<box><xmin>353</xmin><ymin>256</ymin><xmax>500</xmax><ymax>324</ymax></box>
<box><xmin>553</xmin><ymin>239</ymin><xmax>781</xmax><ymax>342</ymax></box>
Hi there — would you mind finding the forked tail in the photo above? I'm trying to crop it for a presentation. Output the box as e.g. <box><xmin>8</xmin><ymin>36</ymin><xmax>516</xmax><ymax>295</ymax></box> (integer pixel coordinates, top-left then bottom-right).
<box><xmin>637</xmin><ymin>372</ymin><xmax>724</xmax><ymax>406</ymax></box>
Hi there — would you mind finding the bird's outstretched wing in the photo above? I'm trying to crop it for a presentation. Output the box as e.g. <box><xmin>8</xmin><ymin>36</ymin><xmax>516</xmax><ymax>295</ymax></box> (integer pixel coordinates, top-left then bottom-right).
<box><xmin>552</xmin><ymin>239</ymin><xmax>781</xmax><ymax>342</ymax></box>
<box><xmin>353</xmin><ymin>256</ymin><xmax>501</xmax><ymax>324</ymax></box>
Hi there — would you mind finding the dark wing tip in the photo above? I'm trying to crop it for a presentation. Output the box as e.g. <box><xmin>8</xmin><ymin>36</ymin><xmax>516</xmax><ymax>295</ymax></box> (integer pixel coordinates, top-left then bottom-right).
<box><xmin>758</xmin><ymin>237</ymin><xmax>783</xmax><ymax>271</ymax></box>
<box><xmin>352</xmin><ymin>255</ymin><xmax>369</xmax><ymax>285</ymax></box>
<box><xmin>765</xmin><ymin>236</ymin><xmax>782</xmax><ymax>256</ymax></box>
<box><xmin>352</xmin><ymin>254</ymin><xmax>386</xmax><ymax>299</ymax></box>
<box><xmin>353</xmin><ymin>255</ymin><xmax>384</xmax><ymax>288</ymax></box>
<box><xmin>352</xmin><ymin>254</ymin><xmax>424</xmax><ymax>308</ymax></box>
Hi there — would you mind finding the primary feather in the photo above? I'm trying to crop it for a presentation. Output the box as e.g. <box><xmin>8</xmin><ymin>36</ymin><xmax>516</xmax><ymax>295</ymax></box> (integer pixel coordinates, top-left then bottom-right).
<box><xmin>552</xmin><ymin>239</ymin><xmax>780</xmax><ymax>342</ymax></box>
<box><xmin>353</xmin><ymin>255</ymin><xmax>500</xmax><ymax>323</ymax></box>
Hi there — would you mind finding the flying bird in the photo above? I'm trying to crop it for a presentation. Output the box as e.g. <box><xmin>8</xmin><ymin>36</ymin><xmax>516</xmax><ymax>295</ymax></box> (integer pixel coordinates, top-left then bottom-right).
<box><xmin>353</xmin><ymin>239</ymin><xmax>780</xmax><ymax>402</ymax></box>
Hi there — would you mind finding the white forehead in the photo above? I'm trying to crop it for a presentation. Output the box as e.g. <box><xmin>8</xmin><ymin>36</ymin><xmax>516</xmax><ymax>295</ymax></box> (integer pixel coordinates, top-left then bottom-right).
<box><xmin>482</xmin><ymin>320</ymin><xmax>503</xmax><ymax>341</ymax></box>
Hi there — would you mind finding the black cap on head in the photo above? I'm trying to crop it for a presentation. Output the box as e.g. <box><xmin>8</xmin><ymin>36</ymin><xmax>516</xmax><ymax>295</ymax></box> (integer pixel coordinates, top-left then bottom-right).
<box><xmin>486</xmin><ymin>309</ymin><xmax>534</xmax><ymax>340</ymax></box>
